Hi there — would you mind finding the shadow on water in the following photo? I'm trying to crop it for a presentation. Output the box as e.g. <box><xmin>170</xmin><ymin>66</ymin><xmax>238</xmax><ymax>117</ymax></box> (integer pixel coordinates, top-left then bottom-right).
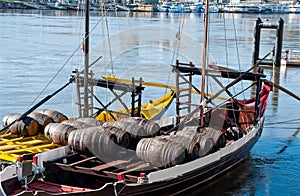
<box><xmin>185</xmin><ymin>157</ymin><xmax>262</xmax><ymax>195</ymax></box>
<box><xmin>277</xmin><ymin>128</ymin><xmax>300</xmax><ymax>154</ymax></box>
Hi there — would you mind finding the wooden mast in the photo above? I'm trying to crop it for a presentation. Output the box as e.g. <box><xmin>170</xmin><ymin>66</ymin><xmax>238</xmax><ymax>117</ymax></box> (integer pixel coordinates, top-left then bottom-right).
<box><xmin>200</xmin><ymin>0</ymin><xmax>209</xmax><ymax>126</ymax></box>
<box><xmin>83</xmin><ymin>0</ymin><xmax>90</xmax><ymax>117</ymax></box>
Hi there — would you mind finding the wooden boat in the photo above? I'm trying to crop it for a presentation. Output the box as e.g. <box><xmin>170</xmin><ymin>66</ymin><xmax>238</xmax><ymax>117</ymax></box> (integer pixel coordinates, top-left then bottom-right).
<box><xmin>0</xmin><ymin>73</ymin><xmax>272</xmax><ymax>195</ymax></box>
<box><xmin>3</xmin><ymin>0</ymin><xmax>298</xmax><ymax>195</ymax></box>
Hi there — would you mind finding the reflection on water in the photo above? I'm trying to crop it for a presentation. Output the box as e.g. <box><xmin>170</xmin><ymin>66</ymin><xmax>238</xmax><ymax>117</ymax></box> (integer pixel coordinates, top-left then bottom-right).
<box><xmin>0</xmin><ymin>10</ymin><xmax>299</xmax><ymax>195</ymax></box>
<box><xmin>188</xmin><ymin>158</ymin><xmax>258</xmax><ymax>195</ymax></box>
<box><xmin>271</xmin><ymin>67</ymin><xmax>280</xmax><ymax>113</ymax></box>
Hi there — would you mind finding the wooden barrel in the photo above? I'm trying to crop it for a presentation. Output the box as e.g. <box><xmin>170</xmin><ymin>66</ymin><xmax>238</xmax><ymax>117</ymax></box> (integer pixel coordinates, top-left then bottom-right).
<box><xmin>136</xmin><ymin>137</ymin><xmax>186</xmax><ymax>168</ymax></box>
<box><xmin>121</xmin><ymin>117</ymin><xmax>160</xmax><ymax>137</ymax></box>
<box><xmin>82</xmin><ymin>127</ymin><xmax>118</xmax><ymax>157</ymax></box>
<box><xmin>103</xmin><ymin>125</ymin><xmax>131</xmax><ymax>148</ymax></box>
<box><xmin>76</xmin><ymin>117</ymin><xmax>103</xmax><ymax>126</ymax></box>
<box><xmin>37</xmin><ymin>109</ymin><xmax>68</xmax><ymax>123</ymax></box>
<box><xmin>44</xmin><ymin>123</ymin><xmax>76</xmax><ymax>145</ymax></box>
<box><xmin>195</xmin><ymin>131</ymin><xmax>215</xmax><ymax>157</ymax></box>
<box><xmin>2</xmin><ymin>114</ymin><xmax>39</xmax><ymax>136</ymax></box>
<box><xmin>203</xmin><ymin>127</ymin><xmax>226</xmax><ymax>150</ymax></box>
<box><xmin>28</xmin><ymin>112</ymin><xmax>54</xmax><ymax>133</ymax></box>
<box><xmin>68</xmin><ymin>127</ymin><xmax>117</xmax><ymax>155</ymax></box>
<box><xmin>61</xmin><ymin>120</ymin><xmax>90</xmax><ymax>129</ymax></box>
<box><xmin>68</xmin><ymin>129</ymin><xmax>87</xmax><ymax>153</ymax></box>
<box><xmin>103</xmin><ymin>121</ymin><xmax>146</xmax><ymax>148</ymax></box>
<box><xmin>170</xmin><ymin>135</ymin><xmax>200</xmax><ymax>161</ymax></box>
<box><xmin>176</xmin><ymin>126</ymin><xmax>215</xmax><ymax>157</ymax></box>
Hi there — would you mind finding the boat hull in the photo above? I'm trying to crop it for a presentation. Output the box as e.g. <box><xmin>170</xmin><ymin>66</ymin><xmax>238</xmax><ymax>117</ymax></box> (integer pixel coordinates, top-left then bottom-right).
<box><xmin>118</xmin><ymin>121</ymin><xmax>263</xmax><ymax>195</ymax></box>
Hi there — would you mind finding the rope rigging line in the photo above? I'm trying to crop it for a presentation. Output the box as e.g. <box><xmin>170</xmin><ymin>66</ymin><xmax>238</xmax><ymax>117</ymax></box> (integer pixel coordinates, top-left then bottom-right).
<box><xmin>222</xmin><ymin>16</ymin><xmax>240</xmax><ymax>126</ymax></box>
<box><xmin>105</xmin><ymin>11</ymin><xmax>114</xmax><ymax>76</ymax></box>
<box><xmin>231</xmin><ymin>15</ymin><xmax>244</xmax><ymax>100</ymax></box>
<box><xmin>172</xmin><ymin>12</ymin><xmax>186</xmax><ymax>64</ymax></box>
<box><xmin>222</xmin><ymin>17</ymin><xmax>229</xmax><ymax>68</ymax></box>
<box><xmin>25</xmin><ymin>11</ymin><xmax>107</xmax><ymax>112</ymax></box>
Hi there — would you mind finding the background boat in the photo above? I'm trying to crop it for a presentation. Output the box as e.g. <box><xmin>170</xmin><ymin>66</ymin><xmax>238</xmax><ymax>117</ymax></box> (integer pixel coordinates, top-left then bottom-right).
<box><xmin>0</xmin><ymin>10</ymin><xmax>299</xmax><ymax>195</ymax></box>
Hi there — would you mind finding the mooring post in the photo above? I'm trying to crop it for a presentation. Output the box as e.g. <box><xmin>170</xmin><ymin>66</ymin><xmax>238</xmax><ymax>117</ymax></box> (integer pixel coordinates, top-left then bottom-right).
<box><xmin>131</xmin><ymin>77</ymin><xmax>135</xmax><ymax>117</ymax></box>
<box><xmin>252</xmin><ymin>18</ymin><xmax>284</xmax><ymax>67</ymax></box>
<box><xmin>274</xmin><ymin>18</ymin><xmax>284</xmax><ymax>67</ymax></box>
<box><xmin>137</xmin><ymin>77</ymin><xmax>143</xmax><ymax>117</ymax></box>
<box><xmin>252</xmin><ymin>17</ymin><xmax>262</xmax><ymax>66</ymax></box>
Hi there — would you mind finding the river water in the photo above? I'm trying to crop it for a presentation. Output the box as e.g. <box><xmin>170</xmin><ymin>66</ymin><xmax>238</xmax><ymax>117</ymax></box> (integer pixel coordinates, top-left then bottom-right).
<box><xmin>0</xmin><ymin>9</ymin><xmax>299</xmax><ymax>195</ymax></box>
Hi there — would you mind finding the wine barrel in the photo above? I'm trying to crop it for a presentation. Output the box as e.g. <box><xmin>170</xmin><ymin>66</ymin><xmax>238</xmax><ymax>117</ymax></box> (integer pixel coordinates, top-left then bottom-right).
<box><xmin>68</xmin><ymin>129</ymin><xmax>87</xmax><ymax>153</ymax></box>
<box><xmin>83</xmin><ymin>127</ymin><xmax>118</xmax><ymax>157</ymax></box>
<box><xmin>103</xmin><ymin>125</ymin><xmax>131</xmax><ymax>148</ymax></box>
<box><xmin>170</xmin><ymin>135</ymin><xmax>200</xmax><ymax>161</ymax></box>
<box><xmin>68</xmin><ymin>127</ymin><xmax>117</xmax><ymax>156</ymax></box>
<box><xmin>44</xmin><ymin>123</ymin><xmax>76</xmax><ymax>145</ymax></box>
<box><xmin>136</xmin><ymin>137</ymin><xmax>186</xmax><ymax>168</ymax></box>
<box><xmin>176</xmin><ymin>126</ymin><xmax>215</xmax><ymax>157</ymax></box>
<box><xmin>203</xmin><ymin>127</ymin><xmax>226</xmax><ymax>149</ymax></box>
<box><xmin>103</xmin><ymin>121</ymin><xmax>146</xmax><ymax>148</ymax></box>
<box><xmin>76</xmin><ymin>117</ymin><xmax>103</xmax><ymax>126</ymax></box>
<box><xmin>61</xmin><ymin>120</ymin><xmax>90</xmax><ymax>129</ymax></box>
<box><xmin>37</xmin><ymin>109</ymin><xmax>68</xmax><ymax>123</ymax></box>
<box><xmin>2</xmin><ymin>114</ymin><xmax>39</xmax><ymax>136</ymax></box>
<box><xmin>121</xmin><ymin>117</ymin><xmax>160</xmax><ymax>137</ymax></box>
<box><xmin>28</xmin><ymin>112</ymin><xmax>54</xmax><ymax>133</ymax></box>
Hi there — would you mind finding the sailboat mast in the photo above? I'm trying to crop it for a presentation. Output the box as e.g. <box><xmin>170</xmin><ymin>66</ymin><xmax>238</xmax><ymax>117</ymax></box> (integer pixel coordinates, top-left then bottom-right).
<box><xmin>83</xmin><ymin>0</ymin><xmax>90</xmax><ymax>117</ymax></box>
<box><xmin>200</xmin><ymin>0</ymin><xmax>209</xmax><ymax>126</ymax></box>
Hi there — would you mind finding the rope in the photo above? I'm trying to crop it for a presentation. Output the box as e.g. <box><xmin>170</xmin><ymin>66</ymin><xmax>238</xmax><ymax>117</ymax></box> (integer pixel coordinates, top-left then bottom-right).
<box><xmin>264</xmin><ymin>118</ymin><xmax>300</xmax><ymax>126</ymax></box>
<box><xmin>172</xmin><ymin>11</ymin><xmax>186</xmax><ymax>64</ymax></box>
<box><xmin>104</xmin><ymin>9</ymin><xmax>114</xmax><ymax>75</ymax></box>
<box><xmin>277</xmin><ymin>128</ymin><xmax>300</xmax><ymax>154</ymax></box>
<box><xmin>231</xmin><ymin>15</ymin><xmax>243</xmax><ymax>100</ymax></box>
<box><xmin>26</xmin><ymin>13</ymin><xmax>105</xmax><ymax>112</ymax></box>
<box><xmin>113</xmin><ymin>182</ymin><xmax>126</xmax><ymax>196</ymax></box>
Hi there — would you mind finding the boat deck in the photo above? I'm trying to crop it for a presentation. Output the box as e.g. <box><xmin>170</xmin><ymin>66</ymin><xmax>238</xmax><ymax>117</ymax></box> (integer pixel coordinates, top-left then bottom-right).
<box><xmin>0</xmin><ymin>134</ymin><xmax>59</xmax><ymax>162</ymax></box>
<box><xmin>43</xmin><ymin>152</ymin><xmax>154</xmax><ymax>187</ymax></box>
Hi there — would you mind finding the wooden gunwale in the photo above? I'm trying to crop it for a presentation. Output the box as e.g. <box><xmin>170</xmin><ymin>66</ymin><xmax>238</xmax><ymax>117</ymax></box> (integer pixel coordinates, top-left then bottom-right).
<box><xmin>50</xmin><ymin>162</ymin><xmax>140</xmax><ymax>183</ymax></box>
<box><xmin>45</xmin><ymin>155</ymin><xmax>150</xmax><ymax>184</ymax></box>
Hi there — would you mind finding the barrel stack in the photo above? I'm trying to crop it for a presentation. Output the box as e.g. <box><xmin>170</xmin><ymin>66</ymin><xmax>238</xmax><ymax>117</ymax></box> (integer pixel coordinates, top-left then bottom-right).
<box><xmin>2</xmin><ymin>114</ymin><xmax>39</xmax><ymax>136</ymax></box>
<box><xmin>101</xmin><ymin>125</ymin><xmax>131</xmax><ymax>149</ymax></box>
<box><xmin>120</xmin><ymin>117</ymin><xmax>161</xmax><ymax>137</ymax></box>
<box><xmin>176</xmin><ymin>126</ymin><xmax>226</xmax><ymax>157</ymax></box>
<box><xmin>1</xmin><ymin>109</ymin><xmax>69</xmax><ymax>137</ymax></box>
<box><xmin>37</xmin><ymin>109</ymin><xmax>68</xmax><ymax>123</ymax></box>
<box><xmin>103</xmin><ymin>121</ymin><xmax>147</xmax><ymax>149</ymax></box>
<box><xmin>170</xmin><ymin>135</ymin><xmax>200</xmax><ymax>161</ymax></box>
<box><xmin>76</xmin><ymin>117</ymin><xmax>103</xmax><ymax>126</ymax></box>
<box><xmin>28</xmin><ymin>112</ymin><xmax>54</xmax><ymax>133</ymax></box>
<box><xmin>44</xmin><ymin>123</ymin><xmax>77</xmax><ymax>145</ymax></box>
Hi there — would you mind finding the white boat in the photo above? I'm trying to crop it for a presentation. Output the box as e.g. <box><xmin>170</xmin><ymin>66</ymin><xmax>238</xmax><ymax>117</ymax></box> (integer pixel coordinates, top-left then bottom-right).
<box><xmin>115</xmin><ymin>4</ymin><xmax>130</xmax><ymax>11</ymax></box>
<box><xmin>208</xmin><ymin>5</ymin><xmax>219</xmax><ymax>13</ymax></box>
<box><xmin>156</xmin><ymin>2</ymin><xmax>173</xmax><ymax>12</ymax></box>
<box><xmin>190</xmin><ymin>3</ymin><xmax>204</xmax><ymax>13</ymax></box>
<box><xmin>263</xmin><ymin>4</ymin><xmax>290</xmax><ymax>13</ymax></box>
<box><xmin>289</xmin><ymin>3</ymin><xmax>300</xmax><ymax>13</ymax></box>
<box><xmin>169</xmin><ymin>2</ymin><xmax>191</xmax><ymax>13</ymax></box>
<box><xmin>223</xmin><ymin>3</ymin><xmax>265</xmax><ymax>13</ymax></box>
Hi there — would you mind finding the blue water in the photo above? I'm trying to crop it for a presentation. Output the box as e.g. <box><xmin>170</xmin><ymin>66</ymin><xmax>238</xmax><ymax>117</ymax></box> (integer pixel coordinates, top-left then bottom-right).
<box><xmin>0</xmin><ymin>10</ymin><xmax>299</xmax><ymax>195</ymax></box>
